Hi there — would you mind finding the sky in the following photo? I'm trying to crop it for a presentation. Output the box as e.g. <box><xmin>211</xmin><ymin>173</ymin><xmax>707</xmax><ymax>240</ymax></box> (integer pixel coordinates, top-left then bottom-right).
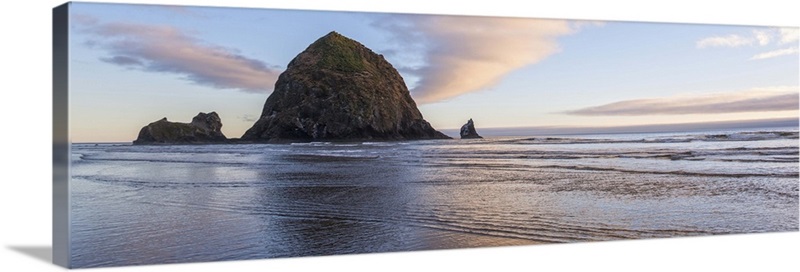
<box><xmin>67</xmin><ymin>2</ymin><xmax>799</xmax><ymax>142</ymax></box>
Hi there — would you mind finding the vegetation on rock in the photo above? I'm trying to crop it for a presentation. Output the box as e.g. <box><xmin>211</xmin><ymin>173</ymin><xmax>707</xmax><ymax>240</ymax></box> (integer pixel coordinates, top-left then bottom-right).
<box><xmin>243</xmin><ymin>31</ymin><xmax>450</xmax><ymax>142</ymax></box>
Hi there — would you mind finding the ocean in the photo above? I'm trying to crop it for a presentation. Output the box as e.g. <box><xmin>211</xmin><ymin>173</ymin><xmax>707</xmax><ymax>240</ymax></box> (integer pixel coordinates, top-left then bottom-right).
<box><xmin>69</xmin><ymin>127</ymin><xmax>799</xmax><ymax>268</ymax></box>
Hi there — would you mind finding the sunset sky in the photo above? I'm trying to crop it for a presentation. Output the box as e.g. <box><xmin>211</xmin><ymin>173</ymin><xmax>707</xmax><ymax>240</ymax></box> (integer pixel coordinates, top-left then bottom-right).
<box><xmin>67</xmin><ymin>2</ymin><xmax>799</xmax><ymax>142</ymax></box>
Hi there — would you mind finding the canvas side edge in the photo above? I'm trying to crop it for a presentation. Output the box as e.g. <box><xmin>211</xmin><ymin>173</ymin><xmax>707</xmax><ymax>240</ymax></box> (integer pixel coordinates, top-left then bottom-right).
<box><xmin>53</xmin><ymin>2</ymin><xmax>71</xmax><ymax>268</ymax></box>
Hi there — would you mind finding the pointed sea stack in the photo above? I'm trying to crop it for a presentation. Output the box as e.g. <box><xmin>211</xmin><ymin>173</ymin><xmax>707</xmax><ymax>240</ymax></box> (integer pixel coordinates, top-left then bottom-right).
<box><xmin>242</xmin><ymin>31</ymin><xmax>450</xmax><ymax>142</ymax></box>
<box><xmin>133</xmin><ymin>112</ymin><xmax>227</xmax><ymax>144</ymax></box>
<box><xmin>460</xmin><ymin>118</ymin><xmax>482</xmax><ymax>139</ymax></box>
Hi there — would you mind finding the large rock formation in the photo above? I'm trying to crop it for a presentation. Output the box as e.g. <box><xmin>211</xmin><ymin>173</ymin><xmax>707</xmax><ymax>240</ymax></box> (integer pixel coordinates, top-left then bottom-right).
<box><xmin>242</xmin><ymin>31</ymin><xmax>450</xmax><ymax>142</ymax></box>
<box><xmin>133</xmin><ymin>112</ymin><xmax>227</xmax><ymax>144</ymax></box>
<box><xmin>460</xmin><ymin>118</ymin><xmax>483</xmax><ymax>139</ymax></box>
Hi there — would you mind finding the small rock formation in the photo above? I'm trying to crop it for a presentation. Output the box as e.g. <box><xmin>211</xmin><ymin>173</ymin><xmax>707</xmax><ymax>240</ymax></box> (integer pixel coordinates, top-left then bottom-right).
<box><xmin>133</xmin><ymin>112</ymin><xmax>227</xmax><ymax>144</ymax></box>
<box><xmin>460</xmin><ymin>118</ymin><xmax>483</xmax><ymax>139</ymax></box>
<box><xmin>242</xmin><ymin>31</ymin><xmax>450</xmax><ymax>142</ymax></box>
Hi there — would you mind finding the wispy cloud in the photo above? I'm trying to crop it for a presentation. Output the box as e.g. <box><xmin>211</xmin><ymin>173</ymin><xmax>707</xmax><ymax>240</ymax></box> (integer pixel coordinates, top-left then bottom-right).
<box><xmin>238</xmin><ymin>114</ymin><xmax>258</xmax><ymax>122</ymax></box>
<box><xmin>753</xmin><ymin>30</ymin><xmax>772</xmax><ymax>46</ymax></box>
<box><xmin>74</xmin><ymin>15</ymin><xmax>281</xmax><ymax>93</ymax></box>
<box><xmin>160</xmin><ymin>5</ymin><xmax>203</xmax><ymax>17</ymax></box>
<box><xmin>376</xmin><ymin>15</ymin><xmax>595</xmax><ymax>104</ymax></box>
<box><xmin>696</xmin><ymin>34</ymin><xmax>753</xmax><ymax>48</ymax></box>
<box><xmin>750</xmin><ymin>47</ymin><xmax>799</xmax><ymax>60</ymax></box>
<box><xmin>101</xmin><ymin>55</ymin><xmax>144</xmax><ymax>66</ymax></box>
<box><xmin>697</xmin><ymin>27</ymin><xmax>800</xmax><ymax>60</ymax></box>
<box><xmin>565</xmin><ymin>86</ymin><xmax>799</xmax><ymax>116</ymax></box>
<box><xmin>779</xmin><ymin>28</ymin><xmax>799</xmax><ymax>44</ymax></box>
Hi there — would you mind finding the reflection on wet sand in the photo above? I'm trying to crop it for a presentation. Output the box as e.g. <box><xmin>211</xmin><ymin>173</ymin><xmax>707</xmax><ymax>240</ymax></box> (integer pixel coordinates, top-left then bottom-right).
<box><xmin>69</xmin><ymin>129</ymin><xmax>799</xmax><ymax>267</ymax></box>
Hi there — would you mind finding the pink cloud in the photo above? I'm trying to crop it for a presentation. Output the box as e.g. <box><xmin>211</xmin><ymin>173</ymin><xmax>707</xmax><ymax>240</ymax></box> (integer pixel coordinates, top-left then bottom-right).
<box><xmin>377</xmin><ymin>15</ymin><xmax>588</xmax><ymax>104</ymax></box>
<box><xmin>77</xmin><ymin>17</ymin><xmax>281</xmax><ymax>93</ymax></box>
<box><xmin>565</xmin><ymin>87</ymin><xmax>799</xmax><ymax>115</ymax></box>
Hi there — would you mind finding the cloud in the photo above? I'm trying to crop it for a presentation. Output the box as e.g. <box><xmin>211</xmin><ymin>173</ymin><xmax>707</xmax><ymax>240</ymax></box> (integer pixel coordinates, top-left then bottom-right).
<box><xmin>75</xmin><ymin>15</ymin><xmax>281</xmax><ymax>93</ymax></box>
<box><xmin>160</xmin><ymin>6</ymin><xmax>202</xmax><ymax>17</ymax></box>
<box><xmin>696</xmin><ymin>34</ymin><xmax>753</xmax><ymax>48</ymax></box>
<box><xmin>238</xmin><ymin>114</ymin><xmax>258</xmax><ymax>122</ymax></box>
<box><xmin>697</xmin><ymin>27</ymin><xmax>800</xmax><ymax>60</ymax></box>
<box><xmin>376</xmin><ymin>15</ymin><xmax>588</xmax><ymax>103</ymax></box>
<box><xmin>71</xmin><ymin>14</ymin><xmax>98</xmax><ymax>25</ymax></box>
<box><xmin>750</xmin><ymin>47</ymin><xmax>799</xmax><ymax>60</ymax></box>
<box><xmin>565</xmin><ymin>86</ymin><xmax>799</xmax><ymax>116</ymax></box>
<box><xmin>753</xmin><ymin>29</ymin><xmax>772</xmax><ymax>46</ymax></box>
<box><xmin>101</xmin><ymin>55</ymin><xmax>144</xmax><ymax>66</ymax></box>
<box><xmin>779</xmin><ymin>28</ymin><xmax>799</xmax><ymax>44</ymax></box>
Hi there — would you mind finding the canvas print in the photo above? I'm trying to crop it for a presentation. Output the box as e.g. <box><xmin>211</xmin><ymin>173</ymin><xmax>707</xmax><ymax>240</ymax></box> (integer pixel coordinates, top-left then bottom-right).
<box><xmin>53</xmin><ymin>2</ymin><xmax>799</xmax><ymax>268</ymax></box>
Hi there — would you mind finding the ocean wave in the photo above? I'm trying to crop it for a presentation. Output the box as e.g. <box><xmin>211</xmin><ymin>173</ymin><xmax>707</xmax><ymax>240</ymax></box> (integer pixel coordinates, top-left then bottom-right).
<box><xmin>536</xmin><ymin>165</ymin><xmax>798</xmax><ymax>178</ymax></box>
<box><xmin>290</xmin><ymin>142</ymin><xmax>332</xmax><ymax>146</ymax></box>
<box><xmin>503</xmin><ymin>131</ymin><xmax>798</xmax><ymax>145</ymax></box>
<box><xmin>73</xmin><ymin>175</ymin><xmax>263</xmax><ymax>189</ymax></box>
<box><xmin>283</xmin><ymin>154</ymin><xmax>381</xmax><ymax>162</ymax></box>
<box><xmin>422</xmin><ymin>145</ymin><xmax>798</xmax><ymax>163</ymax></box>
<box><xmin>361</xmin><ymin>142</ymin><xmax>397</xmax><ymax>147</ymax></box>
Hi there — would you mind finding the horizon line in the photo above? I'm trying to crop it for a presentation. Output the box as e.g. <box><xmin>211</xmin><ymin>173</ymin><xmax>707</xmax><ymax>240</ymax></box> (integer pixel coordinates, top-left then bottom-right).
<box><xmin>73</xmin><ymin>117</ymin><xmax>798</xmax><ymax>143</ymax></box>
<box><xmin>439</xmin><ymin>117</ymin><xmax>799</xmax><ymax>136</ymax></box>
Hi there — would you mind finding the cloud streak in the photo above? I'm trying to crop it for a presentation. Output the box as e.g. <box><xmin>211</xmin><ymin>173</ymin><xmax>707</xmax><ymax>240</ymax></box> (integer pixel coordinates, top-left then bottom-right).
<box><xmin>565</xmin><ymin>86</ymin><xmax>799</xmax><ymax>116</ymax></box>
<box><xmin>750</xmin><ymin>47</ymin><xmax>799</xmax><ymax>60</ymax></box>
<box><xmin>376</xmin><ymin>15</ymin><xmax>587</xmax><ymax>103</ymax></box>
<box><xmin>779</xmin><ymin>28</ymin><xmax>799</xmax><ymax>44</ymax></box>
<box><xmin>696</xmin><ymin>27</ymin><xmax>800</xmax><ymax>60</ymax></box>
<box><xmin>238</xmin><ymin>114</ymin><xmax>258</xmax><ymax>122</ymax></box>
<box><xmin>76</xmin><ymin>16</ymin><xmax>281</xmax><ymax>93</ymax></box>
<box><xmin>696</xmin><ymin>34</ymin><xmax>753</xmax><ymax>48</ymax></box>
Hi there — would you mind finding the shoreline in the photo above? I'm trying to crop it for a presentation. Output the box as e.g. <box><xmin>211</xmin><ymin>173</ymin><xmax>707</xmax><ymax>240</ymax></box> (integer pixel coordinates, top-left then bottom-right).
<box><xmin>72</xmin><ymin>124</ymin><xmax>800</xmax><ymax>145</ymax></box>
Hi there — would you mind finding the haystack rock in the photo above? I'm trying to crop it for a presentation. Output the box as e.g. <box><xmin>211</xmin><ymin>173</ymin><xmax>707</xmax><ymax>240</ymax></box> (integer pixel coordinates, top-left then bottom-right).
<box><xmin>133</xmin><ymin>112</ymin><xmax>227</xmax><ymax>144</ymax></box>
<box><xmin>460</xmin><ymin>118</ymin><xmax>483</xmax><ymax>139</ymax></box>
<box><xmin>241</xmin><ymin>31</ymin><xmax>450</xmax><ymax>142</ymax></box>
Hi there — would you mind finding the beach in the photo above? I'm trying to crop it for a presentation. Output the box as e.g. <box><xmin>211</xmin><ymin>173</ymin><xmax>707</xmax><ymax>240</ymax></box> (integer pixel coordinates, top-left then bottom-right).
<box><xmin>69</xmin><ymin>128</ymin><xmax>799</xmax><ymax>267</ymax></box>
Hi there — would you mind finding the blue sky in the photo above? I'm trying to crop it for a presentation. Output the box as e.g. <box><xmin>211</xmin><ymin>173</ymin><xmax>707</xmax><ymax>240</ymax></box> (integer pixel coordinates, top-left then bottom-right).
<box><xmin>68</xmin><ymin>2</ymin><xmax>799</xmax><ymax>142</ymax></box>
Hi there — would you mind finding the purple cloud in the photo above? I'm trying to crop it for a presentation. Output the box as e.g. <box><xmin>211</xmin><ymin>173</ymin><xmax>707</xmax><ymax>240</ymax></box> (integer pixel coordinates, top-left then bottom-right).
<box><xmin>565</xmin><ymin>87</ymin><xmax>799</xmax><ymax>116</ymax></box>
<box><xmin>101</xmin><ymin>55</ymin><xmax>144</xmax><ymax>66</ymax></box>
<box><xmin>76</xmin><ymin>16</ymin><xmax>281</xmax><ymax>93</ymax></box>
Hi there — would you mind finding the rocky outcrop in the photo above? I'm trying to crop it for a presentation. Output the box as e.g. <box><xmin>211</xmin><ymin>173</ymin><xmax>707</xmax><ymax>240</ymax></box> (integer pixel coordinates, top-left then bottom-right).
<box><xmin>242</xmin><ymin>31</ymin><xmax>450</xmax><ymax>142</ymax></box>
<box><xmin>133</xmin><ymin>112</ymin><xmax>227</xmax><ymax>144</ymax></box>
<box><xmin>460</xmin><ymin>118</ymin><xmax>482</xmax><ymax>139</ymax></box>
